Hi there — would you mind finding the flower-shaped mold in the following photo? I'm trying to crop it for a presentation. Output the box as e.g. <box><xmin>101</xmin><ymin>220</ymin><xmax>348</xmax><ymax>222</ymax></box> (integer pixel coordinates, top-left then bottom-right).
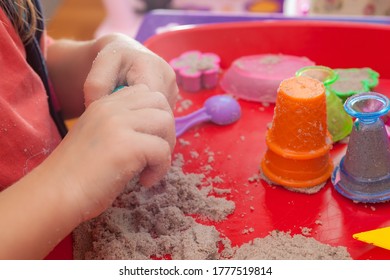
<box><xmin>328</xmin><ymin>68</ymin><xmax>379</xmax><ymax>102</ymax></box>
<box><xmin>169</xmin><ymin>50</ymin><xmax>221</xmax><ymax>92</ymax></box>
<box><xmin>220</xmin><ymin>54</ymin><xmax>315</xmax><ymax>103</ymax></box>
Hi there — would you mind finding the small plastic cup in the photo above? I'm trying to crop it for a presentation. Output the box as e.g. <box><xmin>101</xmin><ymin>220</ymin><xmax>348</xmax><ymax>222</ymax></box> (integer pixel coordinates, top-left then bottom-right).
<box><xmin>332</xmin><ymin>92</ymin><xmax>390</xmax><ymax>203</ymax></box>
<box><xmin>261</xmin><ymin>76</ymin><xmax>333</xmax><ymax>188</ymax></box>
<box><xmin>296</xmin><ymin>66</ymin><xmax>353</xmax><ymax>142</ymax></box>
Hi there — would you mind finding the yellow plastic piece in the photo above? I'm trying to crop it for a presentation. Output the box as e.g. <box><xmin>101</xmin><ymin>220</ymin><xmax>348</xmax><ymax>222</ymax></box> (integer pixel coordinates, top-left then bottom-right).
<box><xmin>353</xmin><ymin>227</ymin><xmax>390</xmax><ymax>250</ymax></box>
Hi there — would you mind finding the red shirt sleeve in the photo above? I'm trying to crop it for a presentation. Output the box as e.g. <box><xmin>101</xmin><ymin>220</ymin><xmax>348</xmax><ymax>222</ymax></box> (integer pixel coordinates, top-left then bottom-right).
<box><xmin>0</xmin><ymin>8</ymin><xmax>62</xmax><ymax>189</ymax></box>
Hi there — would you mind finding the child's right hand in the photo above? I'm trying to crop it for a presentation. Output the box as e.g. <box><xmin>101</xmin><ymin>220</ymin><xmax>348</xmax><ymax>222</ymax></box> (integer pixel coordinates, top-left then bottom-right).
<box><xmin>0</xmin><ymin>83</ymin><xmax>176</xmax><ymax>259</ymax></box>
<box><xmin>41</xmin><ymin>84</ymin><xmax>175</xmax><ymax>221</ymax></box>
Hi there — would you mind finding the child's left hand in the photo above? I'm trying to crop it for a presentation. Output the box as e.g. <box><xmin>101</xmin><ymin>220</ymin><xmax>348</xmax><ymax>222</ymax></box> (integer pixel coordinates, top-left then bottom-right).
<box><xmin>47</xmin><ymin>33</ymin><xmax>178</xmax><ymax>119</ymax></box>
<box><xmin>83</xmin><ymin>33</ymin><xmax>178</xmax><ymax>109</ymax></box>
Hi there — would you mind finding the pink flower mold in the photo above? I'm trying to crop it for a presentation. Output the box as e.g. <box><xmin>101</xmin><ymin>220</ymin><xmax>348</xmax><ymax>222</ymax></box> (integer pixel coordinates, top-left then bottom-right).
<box><xmin>170</xmin><ymin>50</ymin><xmax>221</xmax><ymax>92</ymax></box>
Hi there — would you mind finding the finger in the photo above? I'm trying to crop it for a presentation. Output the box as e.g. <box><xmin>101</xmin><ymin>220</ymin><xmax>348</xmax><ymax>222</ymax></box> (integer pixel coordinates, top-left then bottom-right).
<box><xmin>110</xmin><ymin>86</ymin><xmax>173</xmax><ymax>116</ymax></box>
<box><xmin>123</xmin><ymin>108</ymin><xmax>176</xmax><ymax>152</ymax></box>
<box><xmin>124</xmin><ymin>54</ymin><xmax>179</xmax><ymax>109</ymax></box>
<box><xmin>127</xmin><ymin>133</ymin><xmax>172</xmax><ymax>188</ymax></box>
<box><xmin>83</xmin><ymin>46</ymin><xmax>127</xmax><ymax>107</ymax></box>
<box><xmin>81</xmin><ymin>89</ymin><xmax>176</xmax><ymax>154</ymax></box>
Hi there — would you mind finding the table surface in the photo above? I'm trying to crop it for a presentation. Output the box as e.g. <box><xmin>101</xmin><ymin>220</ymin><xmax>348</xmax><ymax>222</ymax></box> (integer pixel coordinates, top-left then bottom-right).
<box><xmin>47</xmin><ymin>0</ymin><xmax>105</xmax><ymax>40</ymax></box>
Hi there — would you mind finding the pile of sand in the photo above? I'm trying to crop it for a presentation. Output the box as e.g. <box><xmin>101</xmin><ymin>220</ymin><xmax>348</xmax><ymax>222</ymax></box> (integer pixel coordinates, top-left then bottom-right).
<box><xmin>73</xmin><ymin>156</ymin><xmax>235</xmax><ymax>260</ymax></box>
<box><xmin>232</xmin><ymin>231</ymin><xmax>351</xmax><ymax>260</ymax></box>
<box><xmin>73</xmin><ymin>155</ymin><xmax>351</xmax><ymax>260</ymax></box>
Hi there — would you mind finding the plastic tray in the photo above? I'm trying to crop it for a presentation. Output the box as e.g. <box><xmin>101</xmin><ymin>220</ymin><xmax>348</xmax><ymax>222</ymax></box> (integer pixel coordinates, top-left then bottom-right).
<box><xmin>47</xmin><ymin>20</ymin><xmax>390</xmax><ymax>260</ymax></box>
<box><xmin>135</xmin><ymin>9</ymin><xmax>390</xmax><ymax>43</ymax></box>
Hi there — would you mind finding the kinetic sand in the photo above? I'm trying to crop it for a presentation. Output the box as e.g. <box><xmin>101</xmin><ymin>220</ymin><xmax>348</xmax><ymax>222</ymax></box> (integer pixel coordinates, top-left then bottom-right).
<box><xmin>73</xmin><ymin>155</ymin><xmax>351</xmax><ymax>260</ymax></box>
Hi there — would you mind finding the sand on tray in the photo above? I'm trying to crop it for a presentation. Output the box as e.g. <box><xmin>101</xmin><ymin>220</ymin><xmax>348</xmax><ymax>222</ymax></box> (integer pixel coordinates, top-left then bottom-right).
<box><xmin>73</xmin><ymin>154</ymin><xmax>351</xmax><ymax>260</ymax></box>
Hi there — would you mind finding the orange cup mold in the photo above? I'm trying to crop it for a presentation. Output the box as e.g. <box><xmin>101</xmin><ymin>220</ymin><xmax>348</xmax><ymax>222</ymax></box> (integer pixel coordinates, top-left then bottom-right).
<box><xmin>261</xmin><ymin>76</ymin><xmax>333</xmax><ymax>188</ymax></box>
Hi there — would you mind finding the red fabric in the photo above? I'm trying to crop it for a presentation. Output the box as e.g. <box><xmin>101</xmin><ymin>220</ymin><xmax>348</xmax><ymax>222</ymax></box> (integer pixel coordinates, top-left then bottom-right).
<box><xmin>0</xmin><ymin>9</ymin><xmax>62</xmax><ymax>190</ymax></box>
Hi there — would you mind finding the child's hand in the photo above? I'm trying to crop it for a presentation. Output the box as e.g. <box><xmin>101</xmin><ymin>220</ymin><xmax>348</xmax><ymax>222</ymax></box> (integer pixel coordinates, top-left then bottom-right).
<box><xmin>83</xmin><ymin>33</ymin><xmax>178</xmax><ymax>109</ymax></box>
<box><xmin>42</xmin><ymin>84</ymin><xmax>175</xmax><ymax>221</ymax></box>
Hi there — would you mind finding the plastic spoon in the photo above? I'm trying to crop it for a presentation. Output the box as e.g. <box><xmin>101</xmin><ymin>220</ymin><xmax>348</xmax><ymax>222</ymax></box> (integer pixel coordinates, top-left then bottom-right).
<box><xmin>175</xmin><ymin>95</ymin><xmax>241</xmax><ymax>137</ymax></box>
<box><xmin>113</xmin><ymin>88</ymin><xmax>241</xmax><ymax>137</ymax></box>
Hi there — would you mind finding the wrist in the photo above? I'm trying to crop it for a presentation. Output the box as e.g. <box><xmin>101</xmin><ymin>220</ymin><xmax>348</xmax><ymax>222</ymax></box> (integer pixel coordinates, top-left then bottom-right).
<box><xmin>0</xmin><ymin>159</ymin><xmax>82</xmax><ymax>259</ymax></box>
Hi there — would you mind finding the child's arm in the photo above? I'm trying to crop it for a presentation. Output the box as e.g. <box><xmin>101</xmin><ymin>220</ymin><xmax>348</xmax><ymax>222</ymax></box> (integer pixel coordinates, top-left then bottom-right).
<box><xmin>46</xmin><ymin>33</ymin><xmax>178</xmax><ymax>119</ymax></box>
<box><xmin>0</xmin><ymin>86</ymin><xmax>175</xmax><ymax>259</ymax></box>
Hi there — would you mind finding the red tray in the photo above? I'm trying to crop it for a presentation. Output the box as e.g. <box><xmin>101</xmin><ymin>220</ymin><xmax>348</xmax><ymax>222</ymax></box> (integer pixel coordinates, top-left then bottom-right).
<box><xmin>48</xmin><ymin>21</ymin><xmax>390</xmax><ymax>260</ymax></box>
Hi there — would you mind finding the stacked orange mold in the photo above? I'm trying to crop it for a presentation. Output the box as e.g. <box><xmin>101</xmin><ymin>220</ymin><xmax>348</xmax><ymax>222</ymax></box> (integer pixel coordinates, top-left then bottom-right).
<box><xmin>261</xmin><ymin>76</ymin><xmax>333</xmax><ymax>189</ymax></box>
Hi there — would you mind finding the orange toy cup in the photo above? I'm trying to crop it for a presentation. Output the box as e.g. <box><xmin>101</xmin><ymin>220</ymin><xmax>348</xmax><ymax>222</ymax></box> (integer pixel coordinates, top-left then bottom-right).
<box><xmin>261</xmin><ymin>76</ymin><xmax>333</xmax><ymax>188</ymax></box>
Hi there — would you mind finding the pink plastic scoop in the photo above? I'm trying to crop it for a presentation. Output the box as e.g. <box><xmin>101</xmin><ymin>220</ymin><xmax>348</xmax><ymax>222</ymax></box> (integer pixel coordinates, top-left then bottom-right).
<box><xmin>175</xmin><ymin>95</ymin><xmax>241</xmax><ymax>137</ymax></box>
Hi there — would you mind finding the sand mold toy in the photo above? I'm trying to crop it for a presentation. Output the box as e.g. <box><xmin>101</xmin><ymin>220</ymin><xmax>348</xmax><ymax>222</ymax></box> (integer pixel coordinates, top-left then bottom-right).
<box><xmin>261</xmin><ymin>76</ymin><xmax>333</xmax><ymax>190</ymax></box>
<box><xmin>353</xmin><ymin>227</ymin><xmax>390</xmax><ymax>251</ymax></box>
<box><xmin>220</xmin><ymin>54</ymin><xmax>315</xmax><ymax>103</ymax></box>
<box><xmin>169</xmin><ymin>50</ymin><xmax>221</xmax><ymax>92</ymax></box>
<box><xmin>332</xmin><ymin>92</ymin><xmax>390</xmax><ymax>203</ymax></box>
<box><xmin>296</xmin><ymin>66</ymin><xmax>353</xmax><ymax>142</ymax></box>
<box><xmin>328</xmin><ymin>68</ymin><xmax>379</xmax><ymax>102</ymax></box>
